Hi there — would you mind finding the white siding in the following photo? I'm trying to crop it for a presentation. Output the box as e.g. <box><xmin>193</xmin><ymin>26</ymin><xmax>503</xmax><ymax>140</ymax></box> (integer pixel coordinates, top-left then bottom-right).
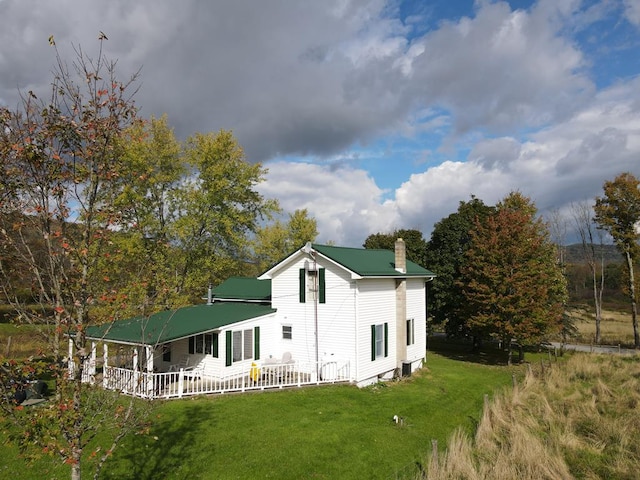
<box><xmin>406</xmin><ymin>279</ymin><xmax>427</xmax><ymax>365</ymax></box>
<box><xmin>355</xmin><ymin>279</ymin><xmax>397</xmax><ymax>384</ymax></box>
<box><xmin>270</xmin><ymin>254</ymin><xmax>356</xmax><ymax>370</ymax></box>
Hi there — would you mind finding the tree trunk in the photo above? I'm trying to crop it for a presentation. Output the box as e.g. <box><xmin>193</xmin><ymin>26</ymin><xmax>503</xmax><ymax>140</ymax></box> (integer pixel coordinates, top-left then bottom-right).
<box><xmin>593</xmin><ymin>263</ymin><xmax>602</xmax><ymax>344</ymax></box>
<box><xmin>72</xmin><ymin>461</ymin><xmax>81</xmax><ymax>480</ymax></box>
<box><xmin>625</xmin><ymin>251</ymin><xmax>639</xmax><ymax>348</ymax></box>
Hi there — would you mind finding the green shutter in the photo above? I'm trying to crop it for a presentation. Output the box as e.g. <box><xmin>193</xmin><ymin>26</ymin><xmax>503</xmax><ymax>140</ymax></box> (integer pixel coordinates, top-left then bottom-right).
<box><xmin>319</xmin><ymin>268</ymin><xmax>326</xmax><ymax>304</ymax></box>
<box><xmin>299</xmin><ymin>268</ymin><xmax>306</xmax><ymax>303</ymax></box>
<box><xmin>213</xmin><ymin>333</ymin><xmax>219</xmax><ymax>358</ymax></box>
<box><xmin>254</xmin><ymin>326</ymin><xmax>260</xmax><ymax>360</ymax></box>
<box><xmin>225</xmin><ymin>331</ymin><xmax>232</xmax><ymax>367</ymax></box>
<box><xmin>384</xmin><ymin>322</ymin><xmax>389</xmax><ymax>357</ymax></box>
<box><xmin>371</xmin><ymin>325</ymin><xmax>376</xmax><ymax>361</ymax></box>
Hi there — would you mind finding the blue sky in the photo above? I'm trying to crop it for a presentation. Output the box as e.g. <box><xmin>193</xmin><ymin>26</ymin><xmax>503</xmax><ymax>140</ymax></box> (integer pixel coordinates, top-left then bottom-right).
<box><xmin>1</xmin><ymin>0</ymin><xmax>640</xmax><ymax>246</ymax></box>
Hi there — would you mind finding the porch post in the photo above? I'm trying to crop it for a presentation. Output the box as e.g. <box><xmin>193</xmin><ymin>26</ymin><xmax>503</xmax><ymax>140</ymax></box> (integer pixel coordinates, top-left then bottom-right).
<box><xmin>89</xmin><ymin>342</ymin><xmax>97</xmax><ymax>385</ymax></box>
<box><xmin>103</xmin><ymin>343</ymin><xmax>109</xmax><ymax>388</ymax></box>
<box><xmin>146</xmin><ymin>345</ymin><xmax>154</xmax><ymax>398</ymax></box>
<box><xmin>68</xmin><ymin>338</ymin><xmax>74</xmax><ymax>376</ymax></box>
<box><xmin>133</xmin><ymin>348</ymin><xmax>139</xmax><ymax>395</ymax></box>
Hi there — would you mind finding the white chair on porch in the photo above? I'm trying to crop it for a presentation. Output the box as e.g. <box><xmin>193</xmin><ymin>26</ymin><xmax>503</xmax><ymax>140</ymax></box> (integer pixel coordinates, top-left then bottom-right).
<box><xmin>169</xmin><ymin>354</ymin><xmax>190</xmax><ymax>372</ymax></box>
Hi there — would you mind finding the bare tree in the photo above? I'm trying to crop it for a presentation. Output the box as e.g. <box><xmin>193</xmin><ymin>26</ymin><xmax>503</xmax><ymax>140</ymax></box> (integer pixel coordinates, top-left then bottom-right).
<box><xmin>0</xmin><ymin>37</ymin><xmax>143</xmax><ymax>480</ymax></box>
<box><xmin>571</xmin><ymin>201</ymin><xmax>605</xmax><ymax>344</ymax></box>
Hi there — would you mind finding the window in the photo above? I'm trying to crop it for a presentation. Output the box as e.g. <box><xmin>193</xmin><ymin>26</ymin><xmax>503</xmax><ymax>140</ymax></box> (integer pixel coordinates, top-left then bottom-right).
<box><xmin>243</xmin><ymin>329</ymin><xmax>253</xmax><ymax>360</ymax></box>
<box><xmin>406</xmin><ymin>318</ymin><xmax>415</xmax><ymax>346</ymax></box>
<box><xmin>189</xmin><ymin>333</ymin><xmax>216</xmax><ymax>356</ymax></box>
<box><xmin>371</xmin><ymin>323</ymin><xmax>388</xmax><ymax>361</ymax></box>
<box><xmin>162</xmin><ymin>344</ymin><xmax>171</xmax><ymax>362</ymax></box>
<box><xmin>308</xmin><ymin>269</ymin><xmax>318</xmax><ymax>301</ymax></box>
<box><xmin>232</xmin><ymin>331</ymin><xmax>242</xmax><ymax>362</ymax></box>
<box><xmin>225</xmin><ymin>327</ymin><xmax>261</xmax><ymax>366</ymax></box>
<box><xmin>282</xmin><ymin>325</ymin><xmax>292</xmax><ymax>340</ymax></box>
<box><xmin>299</xmin><ymin>267</ymin><xmax>326</xmax><ymax>304</ymax></box>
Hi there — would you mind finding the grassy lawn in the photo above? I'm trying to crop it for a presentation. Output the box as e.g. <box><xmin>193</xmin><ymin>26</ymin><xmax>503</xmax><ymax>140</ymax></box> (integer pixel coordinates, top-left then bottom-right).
<box><xmin>2</xmin><ymin>351</ymin><xmax>518</xmax><ymax>480</ymax></box>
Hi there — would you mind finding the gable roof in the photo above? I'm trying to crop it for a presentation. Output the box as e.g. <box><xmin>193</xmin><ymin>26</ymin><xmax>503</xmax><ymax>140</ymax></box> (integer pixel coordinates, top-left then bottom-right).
<box><xmin>311</xmin><ymin>244</ymin><xmax>435</xmax><ymax>278</ymax></box>
<box><xmin>85</xmin><ymin>302</ymin><xmax>276</xmax><ymax>346</ymax></box>
<box><xmin>212</xmin><ymin>277</ymin><xmax>271</xmax><ymax>302</ymax></box>
<box><xmin>259</xmin><ymin>243</ymin><xmax>436</xmax><ymax>279</ymax></box>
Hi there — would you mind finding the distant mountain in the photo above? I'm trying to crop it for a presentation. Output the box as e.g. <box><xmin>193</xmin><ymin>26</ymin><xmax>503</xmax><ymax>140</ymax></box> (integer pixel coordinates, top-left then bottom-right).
<box><xmin>562</xmin><ymin>243</ymin><xmax>624</xmax><ymax>265</ymax></box>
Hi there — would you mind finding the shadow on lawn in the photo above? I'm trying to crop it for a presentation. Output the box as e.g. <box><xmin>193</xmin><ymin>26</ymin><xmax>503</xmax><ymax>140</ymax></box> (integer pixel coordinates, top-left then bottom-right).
<box><xmin>427</xmin><ymin>336</ymin><xmax>514</xmax><ymax>366</ymax></box>
<box><xmin>105</xmin><ymin>401</ymin><xmax>216</xmax><ymax>480</ymax></box>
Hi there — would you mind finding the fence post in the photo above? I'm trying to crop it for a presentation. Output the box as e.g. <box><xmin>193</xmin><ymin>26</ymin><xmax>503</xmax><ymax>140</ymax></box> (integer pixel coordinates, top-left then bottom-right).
<box><xmin>512</xmin><ymin>373</ymin><xmax>517</xmax><ymax>388</ymax></box>
<box><xmin>178</xmin><ymin>369</ymin><xmax>184</xmax><ymax>398</ymax></box>
<box><xmin>5</xmin><ymin>336</ymin><xmax>11</xmax><ymax>357</ymax></box>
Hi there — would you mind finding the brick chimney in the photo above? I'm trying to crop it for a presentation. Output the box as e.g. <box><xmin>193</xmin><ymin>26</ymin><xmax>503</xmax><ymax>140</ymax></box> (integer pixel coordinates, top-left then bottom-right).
<box><xmin>395</xmin><ymin>238</ymin><xmax>407</xmax><ymax>368</ymax></box>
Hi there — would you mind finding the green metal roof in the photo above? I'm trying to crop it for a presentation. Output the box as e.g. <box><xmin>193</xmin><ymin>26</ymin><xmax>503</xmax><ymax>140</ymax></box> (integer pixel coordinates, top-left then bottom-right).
<box><xmin>312</xmin><ymin>244</ymin><xmax>436</xmax><ymax>277</ymax></box>
<box><xmin>212</xmin><ymin>277</ymin><xmax>271</xmax><ymax>302</ymax></box>
<box><xmin>85</xmin><ymin>302</ymin><xmax>276</xmax><ymax>346</ymax></box>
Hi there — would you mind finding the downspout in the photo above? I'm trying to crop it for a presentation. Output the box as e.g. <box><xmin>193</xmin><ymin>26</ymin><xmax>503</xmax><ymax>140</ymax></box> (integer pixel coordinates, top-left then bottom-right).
<box><xmin>313</xmin><ymin>252</ymin><xmax>319</xmax><ymax>378</ymax></box>
<box><xmin>354</xmin><ymin>279</ymin><xmax>359</xmax><ymax>383</ymax></box>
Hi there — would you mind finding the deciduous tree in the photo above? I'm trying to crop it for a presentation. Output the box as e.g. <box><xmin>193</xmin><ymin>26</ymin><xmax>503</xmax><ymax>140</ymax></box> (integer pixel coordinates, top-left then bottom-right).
<box><xmin>594</xmin><ymin>172</ymin><xmax>640</xmax><ymax>348</ymax></box>
<box><xmin>253</xmin><ymin>209</ymin><xmax>318</xmax><ymax>273</ymax></box>
<box><xmin>173</xmin><ymin>130</ymin><xmax>278</xmax><ymax>298</ymax></box>
<box><xmin>571</xmin><ymin>201</ymin><xmax>605</xmax><ymax>344</ymax></box>
<box><xmin>363</xmin><ymin>228</ymin><xmax>428</xmax><ymax>266</ymax></box>
<box><xmin>0</xmin><ymin>39</ymin><xmax>143</xmax><ymax>479</ymax></box>
<box><xmin>459</xmin><ymin>192</ymin><xmax>567</xmax><ymax>362</ymax></box>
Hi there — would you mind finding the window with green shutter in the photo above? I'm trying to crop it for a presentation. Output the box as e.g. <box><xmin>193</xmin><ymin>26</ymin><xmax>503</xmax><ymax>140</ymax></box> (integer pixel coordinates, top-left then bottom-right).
<box><xmin>371</xmin><ymin>322</ymin><xmax>388</xmax><ymax>360</ymax></box>
<box><xmin>225</xmin><ymin>328</ymin><xmax>259</xmax><ymax>365</ymax></box>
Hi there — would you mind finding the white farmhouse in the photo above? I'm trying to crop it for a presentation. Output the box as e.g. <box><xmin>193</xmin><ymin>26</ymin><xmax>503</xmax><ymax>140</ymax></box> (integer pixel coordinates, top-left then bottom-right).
<box><xmin>81</xmin><ymin>239</ymin><xmax>435</xmax><ymax>398</ymax></box>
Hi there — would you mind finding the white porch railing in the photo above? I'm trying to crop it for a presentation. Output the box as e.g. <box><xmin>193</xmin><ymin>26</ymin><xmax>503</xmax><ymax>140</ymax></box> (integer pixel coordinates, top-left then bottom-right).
<box><xmin>99</xmin><ymin>360</ymin><xmax>351</xmax><ymax>399</ymax></box>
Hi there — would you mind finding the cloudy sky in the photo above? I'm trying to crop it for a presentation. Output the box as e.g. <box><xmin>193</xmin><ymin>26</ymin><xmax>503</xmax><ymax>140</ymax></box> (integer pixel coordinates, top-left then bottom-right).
<box><xmin>1</xmin><ymin>0</ymin><xmax>640</xmax><ymax>246</ymax></box>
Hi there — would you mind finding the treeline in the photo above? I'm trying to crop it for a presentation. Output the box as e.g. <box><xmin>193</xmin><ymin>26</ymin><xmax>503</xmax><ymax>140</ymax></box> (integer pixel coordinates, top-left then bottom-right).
<box><xmin>364</xmin><ymin>174</ymin><xmax>640</xmax><ymax>352</ymax></box>
<box><xmin>365</xmin><ymin>194</ymin><xmax>567</xmax><ymax>362</ymax></box>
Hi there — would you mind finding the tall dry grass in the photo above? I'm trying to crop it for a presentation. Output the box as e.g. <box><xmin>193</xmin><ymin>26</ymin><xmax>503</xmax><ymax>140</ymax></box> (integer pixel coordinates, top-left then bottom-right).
<box><xmin>420</xmin><ymin>353</ymin><xmax>640</xmax><ymax>480</ymax></box>
<box><xmin>567</xmin><ymin>307</ymin><xmax>636</xmax><ymax>346</ymax></box>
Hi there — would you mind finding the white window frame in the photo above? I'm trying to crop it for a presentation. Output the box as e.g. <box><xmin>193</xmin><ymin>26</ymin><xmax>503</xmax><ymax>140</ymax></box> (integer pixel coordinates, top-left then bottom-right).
<box><xmin>232</xmin><ymin>329</ymin><xmax>254</xmax><ymax>363</ymax></box>
<box><xmin>406</xmin><ymin>318</ymin><xmax>415</xmax><ymax>346</ymax></box>
<box><xmin>375</xmin><ymin>324</ymin><xmax>384</xmax><ymax>359</ymax></box>
<box><xmin>307</xmin><ymin>269</ymin><xmax>318</xmax><ymax>302</ymax></box>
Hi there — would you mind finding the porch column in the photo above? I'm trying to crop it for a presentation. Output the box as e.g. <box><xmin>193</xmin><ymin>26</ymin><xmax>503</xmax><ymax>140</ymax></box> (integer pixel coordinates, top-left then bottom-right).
<box><xmin>103</xmin><ymin>343</ymin><xmax>109</xmax><ymax>388</ymax></box>
<box><xmin>89</xmin><ymin>342</ymin><xmax>97</xmax><ymax>384</ymax></box>
<box><xmin>133</xmin><ymin>348</ymin><xmax>139</xmax><ymax>394</ymax></box>
<box><xmin>146</xmin><ymin>345</ymin><xmax>154</xmax><ymax>397</ymax></box>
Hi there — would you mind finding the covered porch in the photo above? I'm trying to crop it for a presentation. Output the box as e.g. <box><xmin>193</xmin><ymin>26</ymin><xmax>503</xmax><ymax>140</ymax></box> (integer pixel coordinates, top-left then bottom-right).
<box><xmin>77</xmin><ymin>302</ymin><xmax>351</xmax><ymax>399</ymax></box>
<box><xmin>77</xmin><ymin>339</ymin><xmax>350</xmax><ymax>399</ymax></box>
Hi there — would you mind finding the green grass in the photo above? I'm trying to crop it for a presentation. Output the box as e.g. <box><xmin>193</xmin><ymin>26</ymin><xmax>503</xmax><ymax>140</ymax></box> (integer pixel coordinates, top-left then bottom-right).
<box><xmin>1</xmin><ymin>352</ymin><xmax>517</xmax><ymax>480</ymax></box>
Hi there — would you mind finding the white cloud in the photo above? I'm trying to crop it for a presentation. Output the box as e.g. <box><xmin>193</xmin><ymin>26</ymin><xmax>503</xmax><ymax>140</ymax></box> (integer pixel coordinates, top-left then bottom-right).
<box><xmin>624</xmin><ymin>0</ymin><xmax>640</xmax><ymax>26</ymax></box>
<box><xmin>258</xmin><ymin>161</ymin><xmax>397</xmax><ymax>246</ymax></box>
